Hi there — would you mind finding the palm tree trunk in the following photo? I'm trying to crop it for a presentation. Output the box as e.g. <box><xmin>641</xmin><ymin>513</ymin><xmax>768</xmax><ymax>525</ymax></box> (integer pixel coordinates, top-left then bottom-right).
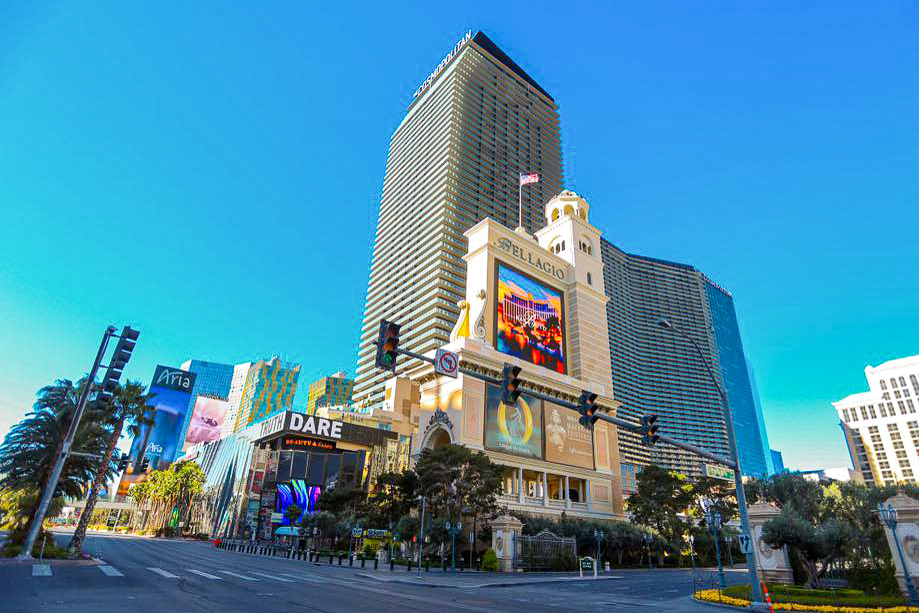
<box><xmin>69</xmin><ymin>418</ymin><xmax>123</xmax><ymax>553</ymax></box>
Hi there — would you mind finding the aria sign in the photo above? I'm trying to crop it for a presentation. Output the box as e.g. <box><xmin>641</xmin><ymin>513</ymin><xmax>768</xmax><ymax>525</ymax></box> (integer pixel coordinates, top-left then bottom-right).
<box><xmin>494</xmin><ymin>237</ymin><xmax>566</xmax><ymax>281</ymax></box>
<box><xmin>413</xmin><ymin>30</ymin><xmax>472</xmax><ymax>99</ymax></box>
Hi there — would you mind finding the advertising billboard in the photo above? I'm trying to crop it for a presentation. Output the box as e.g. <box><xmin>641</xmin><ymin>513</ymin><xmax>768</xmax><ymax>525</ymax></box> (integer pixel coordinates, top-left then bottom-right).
<box><xmin>544</xmin><ymin>402</ymin><xmax>594</xmax><ymax>469</ymax></box>
<box><xmin>275</xmin><ymin>480</ymin><xmax>322</xmax><ymax>526</ymax></box>
<box><xmin>182</xmin><ymin>396</ymin><xmax>229</xmax><ymax>451</ymax></box>
<box><xmin>495</xmin><ymin>263</ymin><xmax>566</xmax><ymax>374</ymax></box>
<box><xmin>129</xmin><ymin>365</ymin><xmax>196</xmax><ymax>468</ymax></box>
<box><xmin>484</xmin><ymin>383</ymin><xmax>543</xmax><ymax>460</ymax></box>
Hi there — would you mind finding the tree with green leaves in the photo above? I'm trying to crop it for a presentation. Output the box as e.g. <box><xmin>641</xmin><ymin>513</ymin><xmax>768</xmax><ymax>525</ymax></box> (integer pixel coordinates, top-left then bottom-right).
<box><xmin>762</xmin><ymin>509</ymin><xmax>853</xmax><ymax>587</ymax></box>
<box><xmin>0</xmin><ymin>379</ymin><xmax>111</xmax><ymax>542</ymax></box>
<box><xmin>69</xmin><ymin>381</ymin><xmax>155</xmax><ymax>553</ymax></box>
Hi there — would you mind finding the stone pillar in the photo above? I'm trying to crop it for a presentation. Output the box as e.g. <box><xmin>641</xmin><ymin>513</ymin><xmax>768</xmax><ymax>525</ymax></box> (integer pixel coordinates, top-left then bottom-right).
<box><xmin>542</xmin><ymin>472</ymin><xmax>549</xmax><ymax>507</ymax></box>
<box><xmin>747</xmin><ymin>503</ymin><xmax>794</xmax><ymax>584</ymax></box>
<box><xmin>565</xmin><ymin>475</ymin><xmax>571</xmax><ymax>509</ymax></box>
<box><xmin>881</xmin><ymin>492</ymin><xmax>919</xmax><ymax>597</ymax></box>
<box><xmin>491</xmin><ymin>515</ymin><xmax>524</xmax><ymax>572</ymax></box>
<box><xmin>517</xmin><ymin>467</ymin><xmax>524</xmax><ymax>504</ymax></box>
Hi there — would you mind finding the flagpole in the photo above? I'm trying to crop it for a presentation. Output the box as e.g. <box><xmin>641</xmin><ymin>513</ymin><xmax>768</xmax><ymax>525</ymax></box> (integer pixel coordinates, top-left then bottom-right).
<box><xmin>518</xmin><ymin>175</ymin><xmax>523</xmax><ymax>230</ymax></box>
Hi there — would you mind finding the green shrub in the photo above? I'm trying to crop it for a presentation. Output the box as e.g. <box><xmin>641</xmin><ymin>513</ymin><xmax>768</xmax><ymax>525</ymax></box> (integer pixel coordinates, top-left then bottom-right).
<box><xmin>362</xmin><ymin>543</ymin><xmax>378</xmax><ymax>559</ymax></box>
<box><xmin>481</xmin><ymin>548</ymin><xmax>498</xmax><ymax>572</ymax></box>
<box><xmin>723</xmin><ymin>584</ymin><xmax>908</xmax><ymax>608</ymax></box>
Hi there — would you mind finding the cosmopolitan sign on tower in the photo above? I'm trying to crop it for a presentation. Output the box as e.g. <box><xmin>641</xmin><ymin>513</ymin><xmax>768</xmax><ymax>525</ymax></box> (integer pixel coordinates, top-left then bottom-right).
<box><xmin>413</xmin><ymin>30</ymin><xmax>473</xmax><ymax>99</ymax></box>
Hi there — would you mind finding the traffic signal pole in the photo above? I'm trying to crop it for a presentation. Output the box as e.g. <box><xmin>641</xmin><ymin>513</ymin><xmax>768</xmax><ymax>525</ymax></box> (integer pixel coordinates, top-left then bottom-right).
<box><xmin>17</xmin><ymin>325</ymin><xmax>117</xmax><ymax>560</ymax></box>
<box><xmin>392</xmin><ymin>345</ymin><xmax>738</xmax><ymax>469</ymax></box>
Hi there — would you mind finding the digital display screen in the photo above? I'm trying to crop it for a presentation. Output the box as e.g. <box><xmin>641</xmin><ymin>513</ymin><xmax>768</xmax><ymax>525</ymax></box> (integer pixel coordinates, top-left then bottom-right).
<box><xmin>495</xmin><ymin>263</ymin><xmax>566</xmax><ymax>374</ymax></box>
<box><xmin>484</xmin><ymin>384</ymin><xmax>544</xmax><ymax>460</ymax></box>
<box><xmin>274</xmin><ymin>480</ymin><xmax>321</xmax><ymax>525</ymax></box>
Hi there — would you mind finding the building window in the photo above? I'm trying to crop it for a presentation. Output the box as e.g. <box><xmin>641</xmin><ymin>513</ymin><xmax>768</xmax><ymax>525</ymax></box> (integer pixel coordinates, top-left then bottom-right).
<box><xmin>861</xmin><ymin>407</ymin><xmax>869</xmax><ymax>420</ymax></box>
<box><xmin>881</xmin><ymin>380</ymin><xmax>888</xmax><ymax>390</ymax></box>
<box><xmin>909</xmin><ymin>399</ymin><xmax>916</xmax><ymax>413</ymax></box>
<box><xmin>900</xmin><ymin>401</ymin><xmax>908</xmax><ymax>415</ymax></box>
<box><xmin>587</xmin><ymin>272</ymin><xmax>592</xmax><ymax>285</ymax></box>
<box><xmin>842</xmin><ymin>409</ymin><xmax>850</xmax><ymax>422</ymax></box>
<box><xmin>892</xmin><ymin>378</ymin><xmax>899</xmax><ymax>388</ymax></box>
<box><xmin>901</xmin><ymin>377</ymin><xmax>908</xmax><ymax>387</ymax></box>
<box><xmin>869</xmin><ymin>406</ymin><xmax>877</xmax><ymax>418</ymax></box>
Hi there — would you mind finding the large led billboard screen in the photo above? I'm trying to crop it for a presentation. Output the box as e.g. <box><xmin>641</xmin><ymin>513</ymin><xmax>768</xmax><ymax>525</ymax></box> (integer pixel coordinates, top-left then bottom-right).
<box><xmin>129</xmin><ymin>365</ymin><xmax>196</xmax><ymax>468</ymax></box>
<box><xmin>182</xmin><ymin>396</ymin><xmax>229</xmax><ymax>451</ymax></box>
<box><xmin>544</xmin><ymin>402</ymin><xmax>594</xmax><ymax>469</ymax></box>
<box><xmin>484</xmin><ymin>384</ymin><xmax>543</xmax><ymax>460</ymax></box>
<box><xmin>495</xmin><ymin>263</ymin><xmax>566</xmax><ymax>374</ymax></box>
<box><xmin>275</xmin><ymin>480</ymin><xmax>321</xmax><ymax>526</ymax></box>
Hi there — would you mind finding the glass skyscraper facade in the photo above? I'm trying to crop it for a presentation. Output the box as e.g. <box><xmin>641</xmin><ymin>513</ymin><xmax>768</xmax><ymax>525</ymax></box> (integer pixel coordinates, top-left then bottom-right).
<box><xmin>232</xmin><ymin>357</ymin><xmax>301</xmax><ymax>432</ymax></box>
<box><xmin>352</xmin><ymin>31</ymin><xmax>563</xmax><ymax>408</ymax></box>
<box><xmin>706</xmin><ymin>284</ymin><xmax>773</xmax><ymax>478</ymax></box>
<box><xmin>179</xmin><ymin>359</ymin><xmax>235</xmax><ymax>446</ymax></box>
<box><xmin>306</xmin><ymin>371</ymin><xmax>354</xmax><ymax>414</ymax></box>
<box><xmin>600</xmin><ymin>238</ymin><xmax>773</xmax><ymax>483</ymax></box>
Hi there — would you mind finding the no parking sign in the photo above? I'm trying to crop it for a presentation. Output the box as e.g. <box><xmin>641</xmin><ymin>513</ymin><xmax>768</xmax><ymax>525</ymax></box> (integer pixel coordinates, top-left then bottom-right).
<box><xmin>435</xmin><ymin>348</ymin><xmax>459</xmax><ymax>378</ymax></box>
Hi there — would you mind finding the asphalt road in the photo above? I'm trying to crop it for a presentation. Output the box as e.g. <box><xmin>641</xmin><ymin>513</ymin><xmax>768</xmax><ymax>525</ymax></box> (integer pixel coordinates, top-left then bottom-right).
<box><xmin>0</xmin><ymin>532</ymin><xmax>746</xmax><ymax>613</ymax></box>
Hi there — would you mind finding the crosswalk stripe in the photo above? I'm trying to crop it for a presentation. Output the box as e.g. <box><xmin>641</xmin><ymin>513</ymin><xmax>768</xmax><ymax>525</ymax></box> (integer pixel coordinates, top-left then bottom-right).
<box><xmin>147</xmin><ymin>567</ymin><xmax>179</xmax><ymax>578</ymax></box>
<box><xmin>99</xmin><ymin>565</ymin><xmax>124</xmax><ymax>577</ymax></box>
<box><xmin>186</xmin><ymin>569</ymin><xmax>222</xmax><ymax>579</ymax></box>
<box><xmin>32</xmin><ymin>564</ymin><xmax>52</xmax><ymax>577</ymax></box>
<box><xmin>219</xmin><ymin>570</ymin><xmax>259</xmax><ymax>581</ymax></box>
<box><xmin>250</xmin><ymin>571</ymin><xmax>293</xmax><ymax>582</ymax></box>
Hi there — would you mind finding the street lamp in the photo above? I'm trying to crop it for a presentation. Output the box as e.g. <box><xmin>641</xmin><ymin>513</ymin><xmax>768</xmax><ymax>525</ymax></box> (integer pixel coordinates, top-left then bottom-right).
<box><xmin>445</xmin><ymin>521</ymin><xmax>463</xmax><ymax>572</ymax></box>
<box><xmin>643</xmin><ymin>532</ymin><xmax>653</xmax><ymax>570</ymax></box>
<box><xmin>878</xmin><ymin>503</ymin><xmax>919</xmax><ymax>606</ymax></box>
<box><xmin>416</xmin><ymin>495</ymin><xmax>427</xmax><ymax>578</ymax></box>
<box><xmin>688</xmin><ymin>534</ymin><xmax>696</xmax><ymax>571</ymax></box>
<box><xmin>657</xmin><ymin>317</ymin><xmax>765</xmax><ymax>606</ymax></box>
<box><xmin>704</xmin><ymin>507</ymin><xmax>726</xmax><ymax>589</ymax></box>
<box><xmin>593</xmin><ymin>529</ymin><xmax>606</xmax><ymax>565</ymax></box>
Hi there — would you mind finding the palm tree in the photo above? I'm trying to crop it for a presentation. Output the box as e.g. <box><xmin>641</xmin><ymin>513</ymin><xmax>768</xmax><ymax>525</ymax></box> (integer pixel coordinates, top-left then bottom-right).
<box><xmin>69</xmin><ymin>381</ymin><xmax>155</xmax><ymax>552</ymax></box>
<box><xmin>0</xmin><ymin>379</ymin><xmax>111</xmax><ymax>542</ymax></box>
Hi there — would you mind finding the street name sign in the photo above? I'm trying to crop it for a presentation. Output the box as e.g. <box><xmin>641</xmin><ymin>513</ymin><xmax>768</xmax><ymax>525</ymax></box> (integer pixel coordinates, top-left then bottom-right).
<box><xmin>705</xmin><ymin>464</ymin><xmax>736</xmax><ymax>481</ymax></box>
<box><xmin>435</xmin><ymin>348</ymin><xmax>459</xmax><ymax>378</ymax></box>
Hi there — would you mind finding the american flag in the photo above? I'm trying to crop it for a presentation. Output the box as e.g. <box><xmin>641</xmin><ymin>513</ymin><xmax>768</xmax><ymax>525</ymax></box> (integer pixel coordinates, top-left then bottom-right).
<box><xmin>519</xmin><ymin>173</ymin><xmax>540</xmax><ymax>186</ymax></box>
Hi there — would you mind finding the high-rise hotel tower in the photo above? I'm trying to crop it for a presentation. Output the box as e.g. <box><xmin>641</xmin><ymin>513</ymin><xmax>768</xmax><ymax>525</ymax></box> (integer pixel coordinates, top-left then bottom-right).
<box><xmin>353</xmin><ymin>31</ymin><xmax>563</xmax><ymax>407</ymax></box>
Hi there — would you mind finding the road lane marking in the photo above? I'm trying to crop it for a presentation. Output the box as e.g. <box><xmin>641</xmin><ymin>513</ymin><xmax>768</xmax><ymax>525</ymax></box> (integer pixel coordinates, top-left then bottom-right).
<box><xmin>186</xmin><ymin>569</ymin><xmax>222</xmax><ymax>579</ymax></box>
<box><xmin>219</xmin><ymin>570</ymin><xmax>259</xmax><ymax>581</ymax></box>
<box><xmin>99</xmin><ymin>565</ymin><xmax>124</xmax><ymax>577</ymax></box>
<box><xmin>147</xmin><ymin>567</ymin><xmax>180</xmax><ymax>578</ymax></box>
<box><xmin>279</xmin><ymin>572</ymin><xmax>323</xmax><ymax>582</ymax></box>
<box><xmin>32</xmin><ymin>564</ymin><xmax>52</xmax><ymax>576</ymax></box>
<box><xmin>250</xmin><ymin>571</ymin><xmax>293</xmax><ymax>582</ymax></box>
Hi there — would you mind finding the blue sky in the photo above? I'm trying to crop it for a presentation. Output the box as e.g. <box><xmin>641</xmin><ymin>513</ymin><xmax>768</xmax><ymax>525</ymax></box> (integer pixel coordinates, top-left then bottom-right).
<box><xmin>1</xmin><ymin>3</ymin><xmax>917</xmax><ymax>471</ymax></box>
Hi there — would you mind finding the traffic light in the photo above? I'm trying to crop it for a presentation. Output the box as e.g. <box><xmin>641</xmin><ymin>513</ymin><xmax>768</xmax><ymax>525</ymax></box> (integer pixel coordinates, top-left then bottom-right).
<box><xmin>99</xmin><ymin>326</ymin><xmax>140</xmax><ymax>401</ymax></box>
<box><xmin>577</xmin><ymin>391</ymin><xmax>600</xmax><ymax>430</ymax></box>
<box><xmin>640</xmin><ymin>413</ymin><xmax>660</xmax><ymax>446</ymax></box>
<box><xmin>501</xmin><ymin>364</ymin><xmax>523</xmax><ymax>405</ymax></box>
<box><xmin>374</xmin><ymin>320</ymin><xmax>401</xmax><ymax>372</ymax></box>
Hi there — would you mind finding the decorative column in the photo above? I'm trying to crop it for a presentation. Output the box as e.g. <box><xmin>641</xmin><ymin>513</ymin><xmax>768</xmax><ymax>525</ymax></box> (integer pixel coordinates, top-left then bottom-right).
<box><xmin>517</xmin><ymin>467</ymin><xmax>524</xmax><ymax>504</ymax></box>
<box><xmin>542</xmin><ymin>472</ymin><xmax>549</xmax><ymax>507</ymax></box>
<box><xmin>586</xmin><ymin>481</ymin><xmax>592</xmax><ymax>512</ymax></box>
<box><xmin>491</xmin><ymin>515</ymin><xmax>524</xmax><ymax>572</ymax></box>
<box><xmin>565</xmin><ymin>475</ymin><xmax>571</xmax><ymax>509</ymax></box>
<box><xmin>880</xmin><ymin>492</ymin><xmax>919</xmax><ymax>598</ymax></box>
<box><xmin>747</xmin><ymin>503</ymin><xmax>793</xmax><ymax>584</ymax></box>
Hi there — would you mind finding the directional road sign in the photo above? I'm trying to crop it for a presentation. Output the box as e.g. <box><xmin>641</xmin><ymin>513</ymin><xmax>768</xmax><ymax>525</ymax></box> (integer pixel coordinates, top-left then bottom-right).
<box><xmin>737</xmin><ymin>533</ymin><xmax>753</xmax><ymax>554</ymax></box>
<box><xmin>435</xmin><ymin>348</ymin><xmax>459</xmax><ymax>378</ymax></box>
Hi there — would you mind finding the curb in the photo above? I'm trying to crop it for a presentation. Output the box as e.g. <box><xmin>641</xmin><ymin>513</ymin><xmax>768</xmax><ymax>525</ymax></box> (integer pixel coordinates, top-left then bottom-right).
<box><xmin>355</xmin><ymin>572</ymin><xmax>624</xmax><ymax>589</ymax></box>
